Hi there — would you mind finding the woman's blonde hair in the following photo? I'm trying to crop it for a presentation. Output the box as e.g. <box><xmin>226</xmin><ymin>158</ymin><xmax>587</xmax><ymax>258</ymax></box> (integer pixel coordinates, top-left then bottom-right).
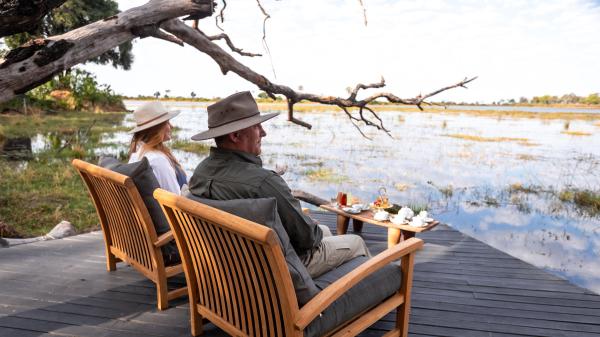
<box><xmin>128</xmin><ymin>121</ymin><xmax>181</xmax><ymax>169</ymax></box>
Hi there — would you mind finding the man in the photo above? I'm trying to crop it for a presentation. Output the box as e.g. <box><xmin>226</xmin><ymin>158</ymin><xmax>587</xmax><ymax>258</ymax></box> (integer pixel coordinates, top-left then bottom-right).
<box><xmin>189</xmin><ymin>91</ymin><xmax>370</xmax><ymax>277</ymax></box>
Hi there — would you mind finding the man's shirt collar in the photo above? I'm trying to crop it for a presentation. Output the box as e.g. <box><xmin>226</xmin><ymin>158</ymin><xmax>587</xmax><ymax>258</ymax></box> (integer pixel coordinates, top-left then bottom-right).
<box><xmin>209</xmin><ymin>146</ymin><xmax>263</xmax><ymax>166</ymax></box>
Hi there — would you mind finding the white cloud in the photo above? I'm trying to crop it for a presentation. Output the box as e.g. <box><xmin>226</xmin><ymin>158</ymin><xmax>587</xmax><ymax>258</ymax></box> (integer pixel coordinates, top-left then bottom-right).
<box><xmin>86</xmin><ymin>0</ymin><xmax>600</xmax><ymax>102</ymax></box>
<box><xmin>480</xmin><ymin>208</ymin><xmax>532</xmax><ymax>229</ymax></box>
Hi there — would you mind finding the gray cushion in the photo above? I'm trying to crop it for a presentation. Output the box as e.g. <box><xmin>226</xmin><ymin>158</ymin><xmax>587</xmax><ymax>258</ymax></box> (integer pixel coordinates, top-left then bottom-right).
<box><xmin>99</xmin><ymin>156</ymin><xmax>170</xmax><ymax>234</ymax></box>
<box><xmin>184</xmin><ymin>192</ymin><xmax>320</xmax><ymax>306</ymax></box>
<box><xmin>305</xmin><ymin>256</ymin><xmax>402</xmax><ymax>337</ymax></box>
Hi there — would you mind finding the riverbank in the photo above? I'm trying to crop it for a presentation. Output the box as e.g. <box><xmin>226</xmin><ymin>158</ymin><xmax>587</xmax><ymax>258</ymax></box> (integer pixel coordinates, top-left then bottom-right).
<box><xmin>0</xmin><ymin>110</ymin><xmax>126</xmax><ymax>237</ymax></box>
<box><xmin>132</xmin><ymin>100</ymin><xmax>600</xmax><ymax>121</ymax></box>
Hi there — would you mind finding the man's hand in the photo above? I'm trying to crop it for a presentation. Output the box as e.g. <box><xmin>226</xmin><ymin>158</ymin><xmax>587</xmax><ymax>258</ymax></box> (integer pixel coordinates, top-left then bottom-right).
<box><xmin>275</xmin><ymin>163</ymin><xmax>288</xmax><ymax>175</ymax></box>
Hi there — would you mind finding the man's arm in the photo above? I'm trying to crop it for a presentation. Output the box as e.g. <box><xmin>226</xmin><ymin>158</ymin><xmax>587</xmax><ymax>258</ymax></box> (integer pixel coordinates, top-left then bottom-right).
<box><xmin>260</xmin><ymin>173</ymin><xmax>323</xmax><ymax>256</ymax></box>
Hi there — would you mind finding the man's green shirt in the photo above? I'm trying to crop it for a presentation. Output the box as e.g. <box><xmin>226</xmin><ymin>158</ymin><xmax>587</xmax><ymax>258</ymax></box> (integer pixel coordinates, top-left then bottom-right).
<box><xmin>188</xmin><ymin>147</ymin><xmax>323</xmax><ymax>257</ymax></box>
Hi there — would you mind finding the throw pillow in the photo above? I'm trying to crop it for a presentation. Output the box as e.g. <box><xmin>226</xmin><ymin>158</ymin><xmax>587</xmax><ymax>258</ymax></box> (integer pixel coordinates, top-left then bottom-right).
<box><xmin>183</xmin><ymin>192</ymin><xmax>320</xmax><ymax>306</ymax></box>
<box><xmin>99</xmin><ymin>156</ymin><xmax>170</xmax><ymax>234</ymax></box>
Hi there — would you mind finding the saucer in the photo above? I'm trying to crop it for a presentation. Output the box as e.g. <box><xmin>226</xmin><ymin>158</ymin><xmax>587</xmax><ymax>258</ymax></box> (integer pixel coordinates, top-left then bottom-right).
<box><xmin>342</xmin><ymin>207</ymin><xmax>361</xmax><ymax>214</ymax></box>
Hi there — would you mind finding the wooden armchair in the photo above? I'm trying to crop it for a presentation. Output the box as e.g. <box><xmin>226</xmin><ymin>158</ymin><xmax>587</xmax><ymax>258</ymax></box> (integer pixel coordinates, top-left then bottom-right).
<box><xmin>72</xmin><ymin>159</ymin><xmax>186</xmax><ymax>310</ymax></box>
<box><xmin>154</xmin><ymin>188</ymin><xmax>423</xmax><ymax>337</ymax></box>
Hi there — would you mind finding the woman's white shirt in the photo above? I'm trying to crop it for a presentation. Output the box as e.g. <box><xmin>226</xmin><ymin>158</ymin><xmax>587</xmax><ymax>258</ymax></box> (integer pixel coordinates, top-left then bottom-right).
<box><xmin>129</xmin><ymin>150</ymin><xmax>181</xmax><ymax>195</ymax></box>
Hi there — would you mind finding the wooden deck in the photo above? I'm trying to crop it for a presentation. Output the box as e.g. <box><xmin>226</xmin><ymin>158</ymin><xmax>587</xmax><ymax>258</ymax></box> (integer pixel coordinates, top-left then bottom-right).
<box><xmin>1</xmin><ymin>211</ymin><xmax>599</xmax><ymax>337</ymax></box>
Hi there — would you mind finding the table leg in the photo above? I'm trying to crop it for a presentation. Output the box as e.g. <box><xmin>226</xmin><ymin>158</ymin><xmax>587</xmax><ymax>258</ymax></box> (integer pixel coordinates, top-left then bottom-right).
<box><xmin>352</xmin><ymin>219</ymin><xmax>364</xmax><ymax>233</ymax></box>
<box><xmin>387</xmin><ymin>228</ymin><xmax>402</xmax><ymax>248</ymax></box>
<box><xmin>336</xmin><ymin>215</ymin><xmax>350</xmax><ymax>235</ymax></box>
<box><xmin>402</xmin><ymin>231</ymin><xmax>416</xmax><ymax>240</ymax></box>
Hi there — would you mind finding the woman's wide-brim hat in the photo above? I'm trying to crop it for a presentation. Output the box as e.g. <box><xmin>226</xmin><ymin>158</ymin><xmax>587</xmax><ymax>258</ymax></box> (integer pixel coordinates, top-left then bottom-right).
<box><xmin>191</xmin><ymin>91</ymin><xmax>279</xmax><ymax>141</ymax></box>
<box><xmin>129</xmin><ymin>101</ymin><xmax>180</xmax><ymax>134</ymax></box>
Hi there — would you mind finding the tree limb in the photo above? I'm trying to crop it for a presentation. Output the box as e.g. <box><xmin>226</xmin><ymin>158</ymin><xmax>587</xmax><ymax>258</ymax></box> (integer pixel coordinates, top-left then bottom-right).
<box><xmin>161</xmin><ymin>19</ymin><xmax>476</xmax><ymax>135</ymax></box>
<box><xmin>214</xmin><ymin>0</ymin><xmax>227</xmax><ymax>31</ymax></box>
<box><xmin>0</xmin><ymin>0</ymin><xmax>213</xmax><ymax>102</ymax></box>
<box><xmin>357</xmin><ymin>0</ymin><xmax>368</xmax><ymax>26</ymax></box>
<box><xmin>0</xmin><ymin>1</ymin><xmax>476</xmax><ymax>138</ymax></box>
<box><xmin>130</xmin><ymin>25</ymin><xmax>183</xmax><ymax>46</ymax></box>
<box><xmin>0</xmin><ymin>0</ymin><xmax>67</xmax><ymax>38</ymax></box>
<box><xmin>201</xmin><ymin>31</ymin><xmax>261</xmax><ymax>57</ymax></box>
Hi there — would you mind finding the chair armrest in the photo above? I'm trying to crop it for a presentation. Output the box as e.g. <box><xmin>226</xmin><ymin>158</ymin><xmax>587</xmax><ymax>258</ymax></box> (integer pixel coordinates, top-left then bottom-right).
<box><xmin>294</xmin><ymin>237</ymin><xmax>424</xmax><ymax>330</ymax></box>
<box><xmin>154</xmin><ymin>231</ymin><xmax>174</xmax><ymax>247</ymax></box>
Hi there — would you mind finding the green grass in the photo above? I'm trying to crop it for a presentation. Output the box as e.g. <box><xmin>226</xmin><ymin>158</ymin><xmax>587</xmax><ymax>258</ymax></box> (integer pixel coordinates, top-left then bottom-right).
<box><xmin>561</xmin><ymin>131</ymin><xmax>592</xmax><ymax>136</ymax></box>
<box><xmin>509</xmin><ymin>183</ymin><xmax>542</xmax><ymax>194</ymax></box>
<box><xmin>0</xmin><ymin>159</ymin><xmax>98</xmax><ymax>237</ymax></box>
<box><xmin>438</xmin><ymin>184</ymin><xmax>454</xmax><ymax>198</ymax></box>
<box><xmin>0</xmin><ymin>111</ymin><xmax>126</xmax><ymax>138</ymax></box>
<box><xmin>0</xmin><ymin>110</ymin><xmax>126</xmax><ymax>237</ymax></box>
<box><xmin>406</xmin><ymin>203</ymin><xmax>428</xmax><ymax>214</ymax></box>
<box><xmin>304</xmin><ymin>168</ymin><xmax>348</xmax><ymax>183</ymax></box>
<box><xmin>445</xmin><ymin>133</ymin><xmax>533</xmax><ymax>144</ymax></box>
<box><xmin>558</xmin><ymin>189</ymin><xmax>600</xmax><ymax>215</ymax></box>
<box><xmin>171</xmin><ymin>139</ymin><xmax>211</xmax><ymax>154</ymax></box>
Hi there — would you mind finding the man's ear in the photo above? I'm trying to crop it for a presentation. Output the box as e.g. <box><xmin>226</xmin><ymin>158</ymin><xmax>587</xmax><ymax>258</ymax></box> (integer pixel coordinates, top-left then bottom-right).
<box><xmin>228</xmin><ymin>132</ymin><xmax>240</xmax><ymax>143</ymax></box>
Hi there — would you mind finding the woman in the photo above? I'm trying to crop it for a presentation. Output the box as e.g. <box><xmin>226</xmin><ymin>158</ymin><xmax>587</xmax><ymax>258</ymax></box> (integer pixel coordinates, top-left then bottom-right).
<box><xmin>128</xmin><ymin>101</ymin><xmax>187</xmax><ymax>195</ymax></box>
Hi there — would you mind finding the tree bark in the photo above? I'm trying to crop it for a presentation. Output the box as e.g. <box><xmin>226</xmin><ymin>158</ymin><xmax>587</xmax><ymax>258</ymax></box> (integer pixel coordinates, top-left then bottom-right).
<box><xmin>0</xmin><ymin>0</ymin><xmax>212</xmax><ymax>102</ymax></box>
<box><xmin>0</xmin><ymin>0</ymin><xmax>67</xmax><ymax>38</ymax></box>
<box><xmin>0</xmin><ymin>0</ymin><xmax>475</xmax><ymax>135</ymax></box>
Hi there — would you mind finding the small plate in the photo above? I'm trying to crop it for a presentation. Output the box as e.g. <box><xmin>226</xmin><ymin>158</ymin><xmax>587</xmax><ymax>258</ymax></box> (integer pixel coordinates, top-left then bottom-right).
<box><xmin>424</xmin><ymin>217</ymin><xmax>434</xmax><ymax>223</ymax></box>
<box><xmin>342</xmin><ymin>207</ymin><xmax>361</xmax><ymax>214</ymax></box>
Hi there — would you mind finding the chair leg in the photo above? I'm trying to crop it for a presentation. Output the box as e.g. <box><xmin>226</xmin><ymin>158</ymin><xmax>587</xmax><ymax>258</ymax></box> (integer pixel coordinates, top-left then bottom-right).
<box><xmin>381</xmin><ymin>328</ymin><xmax>402</xmax><ymax>337</ymax></box>
<box><xmin>105</xmin><ymin>251</ymin><xmax>117</xmax><ymax>271</ymax></box>
<box><xmin>156</xmin><ymin>277</ymin><xmax>169</xmax><ymax>310</ymax></box>
<box><xmin>397</xmin><ymin>253</ymin><xmax>415</xmax><ymax>337</ymax></box>
<box><xmin>190</xmin><ymin>303</ymin><xmax>204</xmax><ymax>336</ymax></box>
<box><xmin>396</xmin><ymin>304</ymin><xmax>409</xmax><ymax>337</ymax></box>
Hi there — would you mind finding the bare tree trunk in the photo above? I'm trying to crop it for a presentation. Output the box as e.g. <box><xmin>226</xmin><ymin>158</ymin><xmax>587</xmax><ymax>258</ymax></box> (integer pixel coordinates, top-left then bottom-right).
<box><xmin>0</xmin><ymin>0</ymin><xmax>475</xmax><ymax>135</ymax></box>
<box><xmin>0</xmin><ymin>0</ymin><xmax>212</xmax><ymax>102</ymax></box>
<box><xmin>0</xmin><ymin>0</ymin><xmax>67</xmax><ymax>38</ymax></box>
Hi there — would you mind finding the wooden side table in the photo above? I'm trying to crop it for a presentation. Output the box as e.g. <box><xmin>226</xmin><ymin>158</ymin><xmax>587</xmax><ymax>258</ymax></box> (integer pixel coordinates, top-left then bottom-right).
<box><xmin>320</xmin><ymin>204</ymin><xmax>439</xmax><ymax>247</ymax></box>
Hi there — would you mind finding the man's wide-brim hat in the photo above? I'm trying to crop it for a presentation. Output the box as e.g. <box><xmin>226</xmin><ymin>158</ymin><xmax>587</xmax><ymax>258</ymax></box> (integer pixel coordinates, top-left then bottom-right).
<box><xmin>191</xmin><ymin>91</ymin><xmax>279</xmax><ymax>141</ymax></box>
<box><xmin>129</xmin><ymin>101</ymin><xmax>180</xmax><ymax>134</ymax></box>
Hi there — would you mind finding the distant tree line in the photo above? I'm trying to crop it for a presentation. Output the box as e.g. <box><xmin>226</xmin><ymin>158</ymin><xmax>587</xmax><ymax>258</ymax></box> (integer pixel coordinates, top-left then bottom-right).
<box><xmin>494</xmin><ymin>93</ymin><xmax>599</xmax><ymax>106</ymax></box>
<box><xmin>526</xmin><ymin>93</ymin><xmax>599</xmax><ymax>105</ymax></box>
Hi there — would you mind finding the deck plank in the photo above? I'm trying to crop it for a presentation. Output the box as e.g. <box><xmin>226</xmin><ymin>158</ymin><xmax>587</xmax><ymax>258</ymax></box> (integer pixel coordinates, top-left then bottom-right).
<box><xmin>1</xmin><ymin>212</ymin><xmax>599</xmax><ymax>336</ymax></box>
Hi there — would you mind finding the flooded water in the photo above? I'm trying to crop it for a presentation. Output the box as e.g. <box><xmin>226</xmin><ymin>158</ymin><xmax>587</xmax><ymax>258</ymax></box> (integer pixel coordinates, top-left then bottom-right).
<box><xmin>65</xmin><ymin>100</ymin><xmax>600</xmax><ymax>294</ymax></box>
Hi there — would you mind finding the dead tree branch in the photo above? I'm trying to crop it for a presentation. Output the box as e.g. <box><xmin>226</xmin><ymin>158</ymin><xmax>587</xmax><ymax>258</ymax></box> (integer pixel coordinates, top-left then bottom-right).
<box><xmin>201</xmin><ymin>31</ymin><xmax>261</xmax><ymax>57</ymax></box>
<box><xmin>130</xmin><ymin>25</ymin><xmax>183</xmax><ymax>46</ymax></box>
<box><xmin>0</xmin><ymin>0</ymin><xmax>476</xmax><ymax>137</ymax></box>
<box><xmin>255</xmin><ymin>0</ymin><xmax>271</xmax><ymax>41</ymax></box>
<box><xmin>162</xmin><ymin>19</ymin><xmax>476</xmax><ymax>135</ymax></box>
<box><xmin>215</xmin><ymin>0</ymin><xmax>227</xmax><ymax>31</ymax></box>
<box><xmin>0</xmin><ymin>0</ymin><xmax>67</xmax><ymax>38</ymax></box>
<box><xmin>357</xmin><ymin>0</ymin><xmax>368</xmax><ymax>26</ymax></box>
<box><xmin>0</xmin><ymin>0</ymin><xmax>212</xmax><ymax>102</ymax></box>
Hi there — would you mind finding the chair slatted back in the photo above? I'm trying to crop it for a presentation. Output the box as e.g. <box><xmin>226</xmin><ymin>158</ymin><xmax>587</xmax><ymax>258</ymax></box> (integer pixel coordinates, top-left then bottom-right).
<box><xmin>155</xmin><ymin>189</ymin><xmax>299</xmax><ymax>337</ymax></box>
<box><xmin>73</xmin><ymin>159</ymin><xmax>160</xmax><ymax>274</ymax></box>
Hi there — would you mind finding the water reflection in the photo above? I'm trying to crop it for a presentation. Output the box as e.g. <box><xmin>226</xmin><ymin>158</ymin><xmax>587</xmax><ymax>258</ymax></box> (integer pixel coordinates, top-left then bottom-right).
<box><xmin>127</xmin><ymin>99</ymin><xmax>599</xmax><ymax>293</ymax></box>
<box><xmin>0</xmin><ymin>137</ymin><xmax>33</xmax><ymax>160</ymax></box>
<box><xmin>31</xmin><ymin>100</ymin><xmax>600</xmax><ymax>294</ymax></box>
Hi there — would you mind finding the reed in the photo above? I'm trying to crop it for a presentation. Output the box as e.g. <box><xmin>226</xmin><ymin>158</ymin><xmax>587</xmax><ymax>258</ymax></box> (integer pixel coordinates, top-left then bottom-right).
<box><xmin>561</xmin><ymin>131</ymin><xmax>592</xmax><ymax>136</ymax></box>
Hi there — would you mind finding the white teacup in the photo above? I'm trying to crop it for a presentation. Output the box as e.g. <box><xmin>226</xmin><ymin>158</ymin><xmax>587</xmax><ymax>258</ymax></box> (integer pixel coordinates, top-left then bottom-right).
<box><xmin>374</xmin><ymin>210</ymin><xmax>389</xmax><ymax>221</ymax></box>
<box><xmin>410</xmin><ymin>217</ymin><xmax>425</xmax><ymax>227</ymax></box>
<box><xmin>397</xmin><ymin>207</ymin><xmax>414</xmax><ymax>220</ymax></box>
<box><xmin>391</xmin><ymin>215</ymin><xmax>406</xmax><ymax>225</ymax></box>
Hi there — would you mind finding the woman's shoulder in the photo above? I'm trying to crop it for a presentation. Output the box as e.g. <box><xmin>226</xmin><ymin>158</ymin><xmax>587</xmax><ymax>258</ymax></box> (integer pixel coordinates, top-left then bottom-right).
<box><xmin>143</xmin><ymin>151</ymin><xmax>172</xmax><ymax>165</ymax></box>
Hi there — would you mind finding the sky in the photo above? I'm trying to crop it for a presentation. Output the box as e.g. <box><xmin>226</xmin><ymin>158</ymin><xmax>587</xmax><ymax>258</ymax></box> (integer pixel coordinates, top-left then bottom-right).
<box><xmin>84</xmin><ymin>0</ymin><xmax>600</xmax><ymax>103</ymax></box>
